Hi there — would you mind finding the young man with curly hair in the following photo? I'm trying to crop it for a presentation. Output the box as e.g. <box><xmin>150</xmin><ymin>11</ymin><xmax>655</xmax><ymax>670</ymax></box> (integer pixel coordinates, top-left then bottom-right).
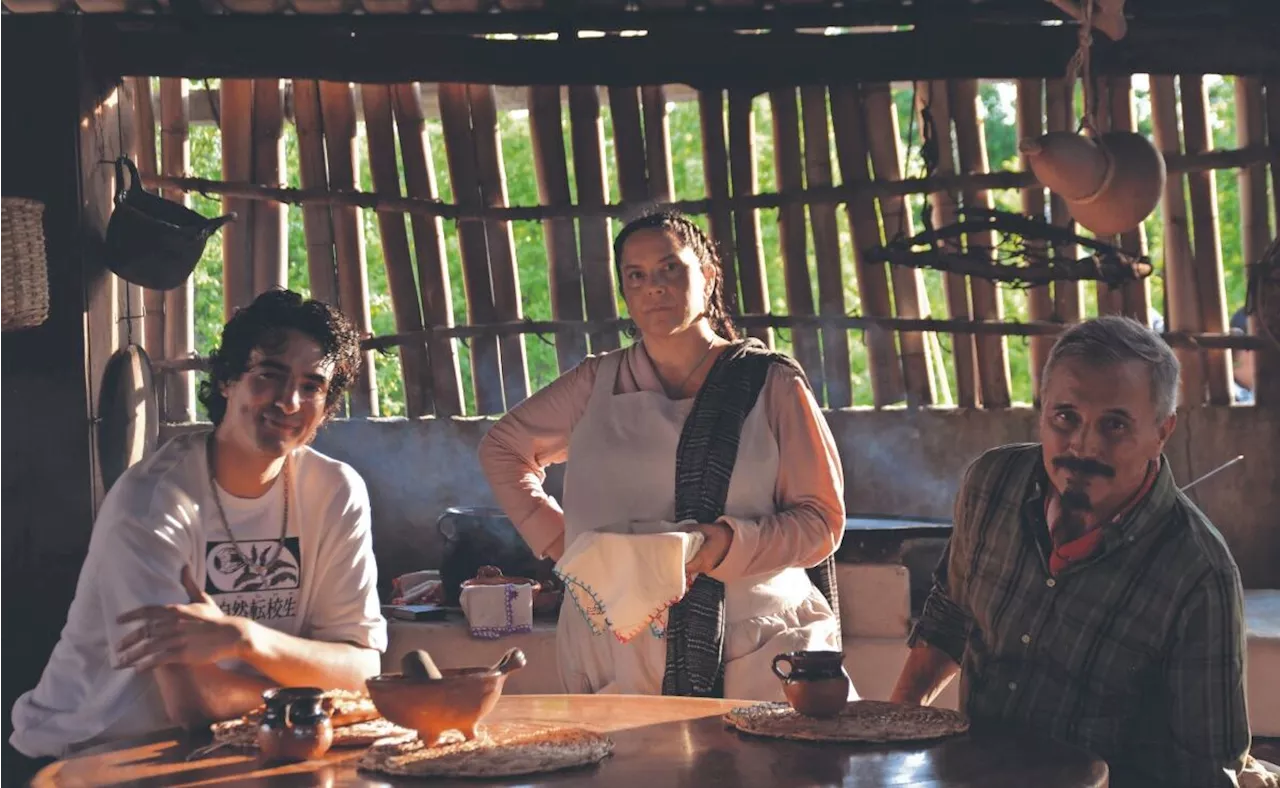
<box><xmin>11</xmin><ymin>290</ymin><xmax>386</xmax><ymax>759</ymax></box>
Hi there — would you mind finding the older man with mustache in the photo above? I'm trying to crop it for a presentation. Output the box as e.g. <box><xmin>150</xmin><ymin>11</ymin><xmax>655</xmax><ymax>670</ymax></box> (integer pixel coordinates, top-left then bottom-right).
<box><xmin>890</xmin><ymin>316</ymin><xmax>1253</xmax><ymax>787</ymax></box>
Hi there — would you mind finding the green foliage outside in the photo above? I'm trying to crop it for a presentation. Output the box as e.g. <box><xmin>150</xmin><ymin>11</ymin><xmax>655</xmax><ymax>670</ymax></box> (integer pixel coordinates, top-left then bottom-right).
<box><xmin>182</xmin><ymin>78</ymin><xmax>1270</xmax><ymax>419</ymax></box>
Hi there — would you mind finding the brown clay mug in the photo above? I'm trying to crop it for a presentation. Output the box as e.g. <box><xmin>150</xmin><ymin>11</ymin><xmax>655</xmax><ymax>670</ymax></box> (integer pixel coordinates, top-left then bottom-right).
<box><xmin>771</xmin><ymin>650</ymin><xmax>851</xmax><ymax>718</ymax></box>
<box><xmin>256</xmin><ymin>687</ymin><xmax>334</xmax><ymax>762</ymax></box>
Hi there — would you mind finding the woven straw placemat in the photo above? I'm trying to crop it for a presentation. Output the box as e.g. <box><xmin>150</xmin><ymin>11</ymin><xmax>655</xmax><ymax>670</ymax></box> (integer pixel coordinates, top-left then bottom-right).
<box><xmin>724</xmin><ymin>700</ymin><xmax>969</xmax><ymax>744</ymax></box>
<box><xmin>358</xmin><ymin>720</ymin><xmax>613</xmax><ymax>778</ymax></box>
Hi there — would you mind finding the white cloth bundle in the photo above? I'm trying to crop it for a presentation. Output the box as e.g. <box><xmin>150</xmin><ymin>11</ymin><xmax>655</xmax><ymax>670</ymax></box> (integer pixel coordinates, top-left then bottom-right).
<box><xmin>554</xmin><ymin>529</ymin><xmax>705</xmax><ymax>643</ymax></box>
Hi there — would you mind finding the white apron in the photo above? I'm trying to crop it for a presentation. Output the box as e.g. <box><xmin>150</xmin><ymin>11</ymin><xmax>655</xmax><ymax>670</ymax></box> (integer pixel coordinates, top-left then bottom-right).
<box><xmin>557</xmin><ymin>349</ymin><xmax>842</xmax><ymax>700</ymax></box>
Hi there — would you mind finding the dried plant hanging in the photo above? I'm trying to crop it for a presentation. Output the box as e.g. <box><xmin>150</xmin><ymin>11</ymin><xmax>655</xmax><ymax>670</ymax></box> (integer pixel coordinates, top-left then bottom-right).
<box><xmin>866</xmin><ymin>208</ymin><xmax>1153</xmax><ymax>290</ymax></box>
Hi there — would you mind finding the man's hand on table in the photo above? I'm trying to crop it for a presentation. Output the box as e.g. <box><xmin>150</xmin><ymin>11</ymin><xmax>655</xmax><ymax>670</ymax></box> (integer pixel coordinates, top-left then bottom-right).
<box><xmin>115</xmin><ymin>566</ymin><xmax>249</xmax><ymax>671</ymax></box>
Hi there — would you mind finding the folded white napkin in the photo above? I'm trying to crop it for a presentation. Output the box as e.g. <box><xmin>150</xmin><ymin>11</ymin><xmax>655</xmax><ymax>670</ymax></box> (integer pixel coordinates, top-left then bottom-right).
<box><xmin>554</xmin><ymin>529</ymin><xmax>705</xmax><ymax>643</ymax></box>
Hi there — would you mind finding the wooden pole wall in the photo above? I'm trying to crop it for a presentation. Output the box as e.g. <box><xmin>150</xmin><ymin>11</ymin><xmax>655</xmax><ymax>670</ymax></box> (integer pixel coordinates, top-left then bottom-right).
<box><xmin>159</xmin><ymin>77</ymin><xmax>196</xmax><ymax>422</ymax></box>
<box><xmin>800</xmin><ymin>85</ymin><xmax>852</xmax><ymax>408</ymax></box>
<box><xmin>131</xmin><ymin>77</ymin><xmax>166</xmax><ymax>374</ymax></box>
<box><xmin>392</xmin><ymin>82</ymin><xmax>465</xmax><ymax>416</ymax></box>
<box><xmin>438</xmin><ymin>82</ymin><xmax>505</xmax><ymax>414</ymax></box>
<box><xmin>566</xmin><ymin>85</ymin><xmax>620</xmax><ymax>354</ymax></box>
<box><xmin>1179</xmin><ymin>74</ymin><xmax>1233</xmax><ymax>406</ymax></box>
<box><xmin>1239</xmin><ymin>76</ymin><xmax>1278</xmax><ymax>407</ymax></box>
<box><xmin>862</xmin><ymin>82</ymin><xmax>936</xmax><ymax>407</ymax></box>
<box><xmin>292</xmin><ymin>80</ymin><xmax>341</xmax><ymax>307</ymax></box>
<box><xmin>609</xmin><ymin>87</ymin><xmax>649</xmax><ymax>205</ymax></box>
<box><xmin>361</xmin><ymin>83</ymin><xmax>432</xmax><ymax>417</ymax></box>
<box><xmin>251</xmin><ymin>78</ymin><xmax>287</xmax><ymax>296</ymax></box>
<box><xmin>319</xmin><ymin>80</ymin><xmax>379</xmax><ymax>416</ymax></box>
<box><xmin>829</xmin><ymin>83</ymin><xmax>906</xmax><ymax>407</ymax></box>
<box><xmin>1151</xmin><ymin>75</ymin><xmax>1207</xmax><ymax>407</ymax></box>
<box><xmin>1045</xmin><ymin>78</ymin><xmax>1081</xmax><ymax>324</ymax></box>
<box><xmin>528</xmin><ymin>85</ymin><xmax>589</xmax><ymax>373</ymax></box>
<box><xmin>468</xmin><ymin>83</ymin><xmax>530</xmax><ymax>408</ymax></box>
<box><xmin>1016</xmin><ymin>78</ymin><xmax>1054</xmax><ymax>395</ymax></box>
<box><xmin>1092</xmin><ymin>79</ymin><xmax>1126</xmax><ymax>319</ymax></box>
<box><xmin>220</xmin><ymin>79</ymin><xmax>256</xmax><ymax>320</ymax></box>
<box><xmin>950</xmin><ymin>78</ymin><xmax>1011</xmax><ymax>408</ymax></box>
<box><xmin>698</xmin><ymin>90</ymin><xmax>739</xmax><ymax>314</ymax></box>
<box><xmin>919</xmin><ymin>80</ymin><xmax>979</xmax><ymax>408</ymax></box>
<box><xmin>727</xmin><ymin>89</ymin><xmax>772</xmax><ymax>346</ymax></box>
<box><xmin>641</xmin><ymin>85</ymin><xmax>675</xmax><ymax>204</ymax></box>
<box><xmin>769</xmin><ymin>87</ymin><xmax>825</xmax><ymax>396</ymax></box>
<box><xmin>1108</xmin><ymin>75</ymin><xmax>1152</xmax><ymax>326</ymax></box>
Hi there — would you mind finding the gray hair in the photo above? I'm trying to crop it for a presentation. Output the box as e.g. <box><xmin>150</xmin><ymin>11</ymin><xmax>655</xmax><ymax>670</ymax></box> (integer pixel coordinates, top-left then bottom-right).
<box><xmin>1040</xmin><ymin>316</ymin><xmax>1181</xmax><ymax>420</ymax></box>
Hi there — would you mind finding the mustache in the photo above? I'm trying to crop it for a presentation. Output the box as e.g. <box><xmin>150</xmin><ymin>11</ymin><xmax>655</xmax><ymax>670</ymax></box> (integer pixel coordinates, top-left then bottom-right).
<box><xmin>1051</xmin><ymin>455</ymin><xmax>1116</xmax><ymax>479</ymax></box>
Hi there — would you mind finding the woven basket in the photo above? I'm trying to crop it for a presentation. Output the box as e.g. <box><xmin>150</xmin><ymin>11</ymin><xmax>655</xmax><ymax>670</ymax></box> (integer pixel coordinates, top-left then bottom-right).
<box><xmin>2</xmin><ymin>197</ymin><xmax>51</xmax><ymax>331</ymax></box>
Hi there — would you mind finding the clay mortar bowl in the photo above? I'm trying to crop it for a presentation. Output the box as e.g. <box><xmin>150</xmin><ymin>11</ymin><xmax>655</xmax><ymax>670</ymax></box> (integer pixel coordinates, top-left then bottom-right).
<box><xmin>366</xmin><ymin>648</ymin><xmax>525</xmax><ymax>746</ymax></box>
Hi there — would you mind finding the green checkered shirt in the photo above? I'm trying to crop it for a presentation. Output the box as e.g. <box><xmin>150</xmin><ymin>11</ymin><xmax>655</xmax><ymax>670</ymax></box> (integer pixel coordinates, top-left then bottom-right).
<box><xmin>910</xmin><ymin>443</ymin><xmax>1249</xmax><ymax>787</ymax></box>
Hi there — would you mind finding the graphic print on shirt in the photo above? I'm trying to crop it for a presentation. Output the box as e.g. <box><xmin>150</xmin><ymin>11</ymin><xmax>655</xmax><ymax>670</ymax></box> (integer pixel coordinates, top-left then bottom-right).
<box><xmin>204</xmin><ymin>536</ymin><xmax>301</xmax><ymax>626</ymax></box>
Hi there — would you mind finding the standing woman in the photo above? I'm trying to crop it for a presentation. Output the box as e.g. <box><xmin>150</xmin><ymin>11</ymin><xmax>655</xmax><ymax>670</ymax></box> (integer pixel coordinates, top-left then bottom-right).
<box><xmin>479</xmin><ymin>210</ymin><xmax>848</xmax><ymax>700</ymax></box>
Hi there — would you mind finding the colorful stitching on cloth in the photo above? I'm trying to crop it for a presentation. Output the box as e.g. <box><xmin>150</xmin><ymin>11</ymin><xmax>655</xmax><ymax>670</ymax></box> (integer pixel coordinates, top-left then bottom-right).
<box><xmin>555</xmin><ymin>567</ymin><xmax>684</xmax><ymax>643</ymax></box>
<box><xmin>467</xmin><ymin>584</ymin><xmax>531</xmax><ymax>639</ymax></box>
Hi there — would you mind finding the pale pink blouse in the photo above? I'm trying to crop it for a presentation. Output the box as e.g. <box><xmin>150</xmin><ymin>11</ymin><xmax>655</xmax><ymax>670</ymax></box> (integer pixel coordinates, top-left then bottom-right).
<box><xmin>477</xmin><ymin>342</ymin><xmax>846</xmax><ymax>583</ymax></box>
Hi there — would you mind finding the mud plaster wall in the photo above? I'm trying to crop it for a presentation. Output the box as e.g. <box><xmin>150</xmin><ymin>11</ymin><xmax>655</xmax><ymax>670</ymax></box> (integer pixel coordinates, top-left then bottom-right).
<box><xmin>161</xmin><ymin>404</ymin><xmax>1280</xmax><ymax>591</ymax></box>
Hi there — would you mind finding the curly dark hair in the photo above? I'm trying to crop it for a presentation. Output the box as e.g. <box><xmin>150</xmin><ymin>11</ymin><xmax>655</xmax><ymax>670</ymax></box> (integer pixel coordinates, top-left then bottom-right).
<box><xmin>612</xmin><ymin>209</ymin><xmax>739</xmax><ymax>341</ymax></box>
<box><xmin>198</xmin><ymin>289</ymin><xmax>362</xmax><ymax>426</ymax></box>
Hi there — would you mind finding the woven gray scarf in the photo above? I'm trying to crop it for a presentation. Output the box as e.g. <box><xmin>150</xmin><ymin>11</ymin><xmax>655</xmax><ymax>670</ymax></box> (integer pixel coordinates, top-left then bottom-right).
<box><xmin>661</xmin><ymin>339</ymin><xmax>841</xmax><ymax>697</ymax></box>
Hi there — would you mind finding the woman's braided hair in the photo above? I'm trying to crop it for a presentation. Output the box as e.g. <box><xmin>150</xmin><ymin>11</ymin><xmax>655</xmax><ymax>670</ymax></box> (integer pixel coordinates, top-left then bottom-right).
<box><xmin>612</xmin><ymin>209</ymin><xmax>739</xmax><ymax>340</ymax></box>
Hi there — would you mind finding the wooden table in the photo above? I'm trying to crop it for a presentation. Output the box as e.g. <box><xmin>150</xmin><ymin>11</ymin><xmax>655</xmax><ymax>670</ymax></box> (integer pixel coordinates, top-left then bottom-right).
<box><xmin>31</xmin><ymin>695</ymin><xmax>1108</xmax><ymax>787</ymax></box>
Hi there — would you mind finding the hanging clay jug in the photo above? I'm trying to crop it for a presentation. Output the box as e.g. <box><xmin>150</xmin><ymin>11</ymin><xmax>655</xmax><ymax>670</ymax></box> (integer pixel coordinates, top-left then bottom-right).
<box><xmin>1020</xmin><ymin>130</ymin><xmax>1165</xmax><ymax>237</ymax></box>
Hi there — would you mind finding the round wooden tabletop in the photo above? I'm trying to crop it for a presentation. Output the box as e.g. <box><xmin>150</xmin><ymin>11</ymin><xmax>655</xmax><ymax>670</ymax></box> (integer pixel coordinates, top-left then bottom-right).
<box><xmin>31</xmin><ymin>694</ymin><xmax>1109</xmax><ymax>787</ymax></box>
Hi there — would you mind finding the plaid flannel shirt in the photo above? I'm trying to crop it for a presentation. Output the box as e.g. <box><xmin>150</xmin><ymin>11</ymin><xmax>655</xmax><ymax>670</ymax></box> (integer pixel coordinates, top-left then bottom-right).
<box><xmin>910</xmin><ymin>444</ymin><xmax>1249</xmax><ymax>788</ymax></box>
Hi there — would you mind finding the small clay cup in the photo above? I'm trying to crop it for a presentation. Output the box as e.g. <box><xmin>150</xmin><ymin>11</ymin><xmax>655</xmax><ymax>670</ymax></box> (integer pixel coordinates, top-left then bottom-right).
<box><xmin>256</xmin><ymin>687</ymin><xmax>334</xmax><ymax>762</ymax></box>
<box><xmin>771</xmin><ymin>650</ymin><xmax>851</xmax><ymax>718</ymax></box>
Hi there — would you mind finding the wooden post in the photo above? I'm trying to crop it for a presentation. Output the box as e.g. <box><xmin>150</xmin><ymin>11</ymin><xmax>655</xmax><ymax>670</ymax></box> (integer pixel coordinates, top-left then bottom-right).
<box><xmin>828</xmin><ymin>83</ymin><xmax>907</xmax><ymax>407</ymax></box>
<box><xmin>131</xmin><ymin>76</ymin><xmax>166</xmax><ymax>378</ymax></box>
<box><xmin>318</xmin><ymin>80</ymin><xmax>378</xmax><ymax>416</ymax></box>
<box><xmin>159</xmin><ymin>77</ymin><xmax>195</xmax><ymax>422</ymax></box>
<box><xmin>861</xmin><ymin>82</ymin><xmax>938</xmax><ymax>407</ymax></box>
<box><xmin>361</xmin><ymin>83</ymin><xmax>432</xmax><ymax>418</ymax></box>
<box><xmin>641</xmin><ymin>85</ymin><xmax>675</xmax><ymax>203</ymax></box>
<box><xmin>1150</xmin><ymin>75</ymin><xmax>1206</xmax><ymax>408</ymax></box>
<box><xmin>469</xmin><ymin>83</ymin><xmax>530</xmax><ymax>408</ymax></box>
<box><xmin>292</xmin><ymin>80</ymin><xmax>340</xmax><ymax>308</ymax></box>
<box><xmin>1179</xmin><ymin>74</ymin><xmax>1233</xmax><ymax>405</ymax></box>
<box><xmin>609</xmin><ymin>87</ymin><xmax>649</xmax><ymax>204</ymax></box>
<box><xmin>1045</xmin><ymin>78</ymin><xmax>1082</xmax><ymax>323</ymax></box>
<box><xmin>392</xmin><ymin>83</ymin><xmax>464</xmax><ymax>417</ymax></box>
<box><xmin>438</xmin><ymin>82</ymin><xmax>504</xmax><ymax>414</ymax></box>
<box><xmin>567</xmin><ymin>85</ymin><xmax>620</xmax><ymax>354</ymax></box>
<box><xmin>950</xmin><ymin>78</ymin><xmax>1012</xmax><ymax>408</ymax></box>
<box><xmin>1017</xmin><ymin>78</ymin><xmax>1055</xmax><ymax>394</ymax></box>
<box><xmin>1238</xmin><ymin>76</ymin><xmax>1279</xmax><ymax>407</ymax></box>
<box><xmin>727</xmin><ymin>88</ymin><xmax>771</xmax><ymax>345</ymax></box>
<box><xmin>769</xmin><ymin>87</ymin><xmax>824</xmax><ymax>396</ymax></box>
<box><xmin>220</xmin><ymin>79</ymin><xmax>256</xmax><ymax>320</ymax></box>
<box><xmin>1268</xmin><ymin>77</ymin><xmax>1280</xmax><ymax>235</ymax></box>
<box><xmin>1108</xmin><ymin>75</ymin><xmax>1152</xmax><ymax>326</ymax></box>
<box><xmin>698</xmin><ymin>89</ymin><xmax>738</xmax><ymax>315</ymax></box>
<box><xmin>1091</xmin><ymin>77</ymin><xmax>1127</xmax><ymax>318</ymax></box>
<box><xmin>251</xmin><ymin>78</ymin><xmax>287</xmax><ymax>296</ymax></box>
<box><xmin>528</xmin><ymin>85</ymin><xmax>589</xmax><ymax>373</ymax></box>
<box><xmin>800</xmin><ymin>85</ymin><xmax>853</xmax><ymax>408</ymax></box>
<box><xmin>918</xmin><ymin>80</ymin><xmax>980</xmax><ymax>408</ymax></box>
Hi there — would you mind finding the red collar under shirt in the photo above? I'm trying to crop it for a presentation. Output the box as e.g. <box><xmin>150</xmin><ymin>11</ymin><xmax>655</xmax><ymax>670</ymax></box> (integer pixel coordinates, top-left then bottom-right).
<box><xmin>1045</xmin><ymin>459</ymin><xmax>1160</xmax><ymax>575</ymax></box>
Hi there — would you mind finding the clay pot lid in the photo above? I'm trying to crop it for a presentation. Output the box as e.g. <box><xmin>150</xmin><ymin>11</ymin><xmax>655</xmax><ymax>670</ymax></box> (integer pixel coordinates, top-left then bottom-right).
<box><xmin>460</xmin><ymin>565</ymin><xmax>541</xmax><ymax>592</ymax></box>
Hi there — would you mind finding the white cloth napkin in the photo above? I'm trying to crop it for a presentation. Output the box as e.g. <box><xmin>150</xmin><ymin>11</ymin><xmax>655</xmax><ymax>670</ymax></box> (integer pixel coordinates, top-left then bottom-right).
<box><xmin>554</xmin><ymin>529</ymin><xmax>705</xmax><ymax>643</ymax></box>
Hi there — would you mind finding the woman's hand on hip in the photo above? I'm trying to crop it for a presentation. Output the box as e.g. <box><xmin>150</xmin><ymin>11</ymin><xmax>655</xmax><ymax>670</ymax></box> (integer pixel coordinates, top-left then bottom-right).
<box><xmin>684</xmin><ymin>521</ymin><xmax>734</xmax><ymax>587</ymax></box>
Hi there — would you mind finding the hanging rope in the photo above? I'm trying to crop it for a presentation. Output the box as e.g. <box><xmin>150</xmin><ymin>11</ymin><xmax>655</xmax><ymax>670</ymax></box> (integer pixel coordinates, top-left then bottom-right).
<box><xmin>1064</xmin><ymin>0</ymin><xmax>1099</xmax><ymax>136</ymax></box>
